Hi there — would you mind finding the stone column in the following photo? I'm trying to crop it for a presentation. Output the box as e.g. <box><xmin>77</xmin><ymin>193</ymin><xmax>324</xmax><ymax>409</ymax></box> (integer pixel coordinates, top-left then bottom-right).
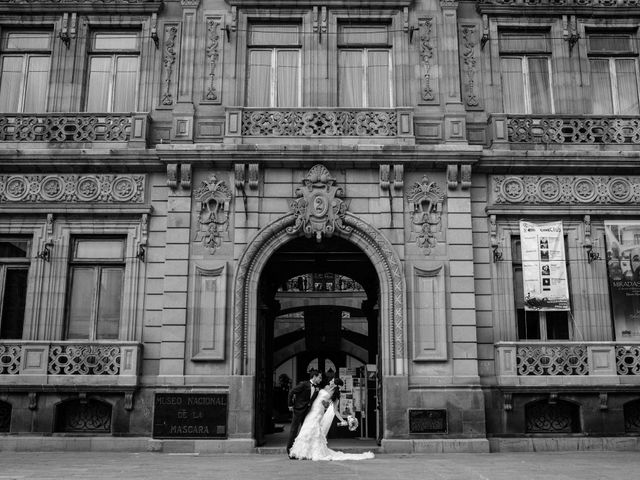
<box><xmin>172</xmin><ymin>0</ymin><xmax>200</xmax><ymax>143</ymax></box>
<box><xmin>159</xmin><ymin>164</ymin><xmax>192</xmax><ymax>379</ymax></box>
<box><xmin>440</xmin><ymin>0</ymin><xmax>467</xmax><ymax>143</ymax></box>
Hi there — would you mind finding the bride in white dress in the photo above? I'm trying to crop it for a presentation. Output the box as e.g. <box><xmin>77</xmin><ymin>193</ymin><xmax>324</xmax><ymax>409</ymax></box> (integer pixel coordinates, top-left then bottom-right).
<box><xmin>289</xmin><ymin>378</ymin><xmax>374</xmax><ymax>461</ymax></box>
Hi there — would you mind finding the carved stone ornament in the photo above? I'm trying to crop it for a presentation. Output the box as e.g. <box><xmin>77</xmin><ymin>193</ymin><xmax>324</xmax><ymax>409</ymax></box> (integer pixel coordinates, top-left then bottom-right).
<box><xmin>0</xmin><ymin>174</ymin><xmax>145</xmax><ymax>203</ymax></box>
<box><xmin>419</xmin><ymin>18</ymin><xmax>435</xmax><ymax>102</ymax></box>
<box><xmin>205</xmin><ymin>17</ymin><xmax>221</xmax><ymax>101</ymax></box>
<box><xmin>492</xmin><ymin>175</ymin><xmax>640</xmax><ymax>205</ymax></box>
<box><xmin>194</xmin><ymin>174</ymin><xmax>232</xmax><ymax>254</ymax></box>
<box><xmin>407</xmin><ymin>175</ymin><xmax>445</xmax><ymax>255</ymax></box>
<box><xmin>462</xmin><ymin>25</ymin><xmax>479</xmax><ymax>107</ymax></box>
<box><xmin>161</xmin><ymin>25</ymin><xmax>178</xmax><ymax>106</ymax></box>
<box><xmin>286</xmin><ymin>165</ymin><xmax>351</xmax><ymax>241</ymax></box>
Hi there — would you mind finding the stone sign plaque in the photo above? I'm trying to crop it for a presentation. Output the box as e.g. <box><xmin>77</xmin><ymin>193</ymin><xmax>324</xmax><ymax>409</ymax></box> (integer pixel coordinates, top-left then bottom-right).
<box><xmin>409</xmin><ymin>409</ymin><xmax>447</xmax><ymax>434</ymax></box>
<box><xmin>153</xmin><ymin>393</ymin><xmax>228</xmax><ymax>439</ymax></box>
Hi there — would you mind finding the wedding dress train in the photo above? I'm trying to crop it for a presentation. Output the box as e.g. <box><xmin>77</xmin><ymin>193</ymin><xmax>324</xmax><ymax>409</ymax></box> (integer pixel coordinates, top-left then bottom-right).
<box><xmin>289</xmin><ymin>389</ymin><xmax>374</xmax><ymax>461</ymax></box>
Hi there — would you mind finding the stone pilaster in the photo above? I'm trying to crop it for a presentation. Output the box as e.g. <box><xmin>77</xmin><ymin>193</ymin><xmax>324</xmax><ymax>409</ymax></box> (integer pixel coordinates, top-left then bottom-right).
<box><xmin>171</xmin><ymin>0</ymin><xmax>200</xmax><ymax>143</ymax></box>
<box><xmin>439</xmin><ymin>0</ymin><xmax>467</xmax><ymax>143</ymax></box>
<box><xmin>159</xmin><ymin>166</ymin><xmax>192</xmax><ymax>379</ymax></box>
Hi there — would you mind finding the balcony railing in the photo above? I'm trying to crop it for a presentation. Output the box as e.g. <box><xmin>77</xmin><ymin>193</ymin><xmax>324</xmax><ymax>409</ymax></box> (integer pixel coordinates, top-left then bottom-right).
<box><xmin>225</xmin><ymin>107</ymin><xmax>414</xmax><ymax>141</ymax></box>
<box><xmin>479</xmin><ymin>0</ymin><xmax>640</xmax><ymax>6</ymax></box>
<box><xmin>0</xmin><ymin>113</ymin><xmax>150</xmax><ymax>148</ymax></box>
<box><xmin>488</xmin><ymin>114</ymin><xmax>640</xmax><ymax>146</ymax></box>
<box><xmin>0</xmin><ymin>341</ymin><xmax>141</xmax><ymax>386</ymax></box>
<box><xmin>495</xmin><ymin>342</ymin><xmax>640</xmax><ymax>386</ymax></box>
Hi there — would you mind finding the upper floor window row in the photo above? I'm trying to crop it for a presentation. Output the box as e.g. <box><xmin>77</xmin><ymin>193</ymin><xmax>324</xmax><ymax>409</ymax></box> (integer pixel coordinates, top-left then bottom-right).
<box><xmin>499</xmin><ymin>29</ymin><xmax>640</xmax><ymax>116</ymax></box>
<box><xmin>0</xmin><ymin>31</ymin><xmax>51</xmax><ymax>113</ymax></box>
<box><xmin>244</xmin><ymin>22</ymin><xmax>393</xmax><ymax>109</ymax></box>
<box><xmin>0</xmin><ymin>29</ymin><xmax>140</xmax><ymax>113</ymax></box>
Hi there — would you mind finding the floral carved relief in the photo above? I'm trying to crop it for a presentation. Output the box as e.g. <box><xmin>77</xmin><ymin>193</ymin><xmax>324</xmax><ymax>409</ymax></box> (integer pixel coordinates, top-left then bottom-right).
<box><xmin>0</xmin><ymin>174</ymin><xmax>145</xmax><ymax>203</ymax></box>
<box><xmin>161</xmin><ymin>25</ymin><xmax>178</xmax><ymax>106</ymax></box>
<box><xmin>407</xmin><ymin>176</ymin><xmax>445</xmax><ymax>255</ymax></box>
<box><xmin>287</xmin><ymin>165</ymin><xmax>351</xmax><ymax>241</ymax></box>
<box><xmin>492</xmin><ymin>176</ymin><xmax>640</xmax><ymax>205</ymax></box>
<box><xmin>194</xmin><ymin>174</ymin><xmax>232</xmax><ymax>254</ymax></box>
<box><xmin>205</xmin><ymin>18</ymin><xmax>221</xmax><ymax>102</ymax></box>
<box><xmin>419</xmin><ymin>18</ymin><xmax>436</xmax><ymax>102</ymax></box>
<box><xmin>461</xmin><ymin>25</ymin><xmax>479</xmax><ymax>107</ymax></box>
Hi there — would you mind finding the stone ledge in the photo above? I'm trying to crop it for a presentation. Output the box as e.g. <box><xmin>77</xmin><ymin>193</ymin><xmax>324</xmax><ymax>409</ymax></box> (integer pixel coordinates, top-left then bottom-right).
<box><xmin>0</xmin><ymin>437</ymin><xmax>255</xmax><ymax>453</ymax></box>
<box><xmin>381</xmin><ymin>438</ymin><xmax>490</xmax><ymax>454</ymax></box>
<box><xmin>489</xmin><ymin>437</ymin><xmax>640</xmax><ymax>452</ymax></box>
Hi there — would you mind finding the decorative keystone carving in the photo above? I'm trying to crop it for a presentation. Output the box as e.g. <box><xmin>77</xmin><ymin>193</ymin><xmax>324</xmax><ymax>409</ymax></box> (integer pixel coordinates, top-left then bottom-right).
<box><xmin>194</xmin><ymin>174</ymin><xmax>232</xmax><ymax>255</ymax></box>
<box><xmin>287</xmin><ymin>165</ymin><xmax>351</xmax><ymax>242</ymax></box>
<box><xmin>407</xmin><ymin>175</ymin><xmax>445</xmax><ymax>255</ymax></box>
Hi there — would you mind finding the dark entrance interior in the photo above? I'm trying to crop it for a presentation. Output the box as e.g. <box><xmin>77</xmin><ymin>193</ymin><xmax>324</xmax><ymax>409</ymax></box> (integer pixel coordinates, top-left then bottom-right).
<box><xmin>255</xmin><ymin>235</ymin><xmax>381</xmax><ymax>446</ymax></box>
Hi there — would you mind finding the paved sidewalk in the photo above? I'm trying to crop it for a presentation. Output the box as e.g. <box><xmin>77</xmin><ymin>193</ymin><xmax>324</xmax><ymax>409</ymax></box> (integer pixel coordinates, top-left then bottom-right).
<box><xmin>1</xmin><ymin>451</ymin><xmax>639</xmax><ymax>480</ymax></box>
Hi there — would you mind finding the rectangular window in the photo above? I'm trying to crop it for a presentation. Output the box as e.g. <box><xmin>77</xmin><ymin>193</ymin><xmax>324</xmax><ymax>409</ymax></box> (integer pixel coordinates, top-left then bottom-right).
<box><xmin>66</xmin><ymin>238</ymin><xmax>125</xmax><ymax>340</ymax></box>
<box><xmin>338</xmin><ymin>24</ymin><xmax>392</xmax><ymax>108</ymax></box>
<box><xmin>512</xmin><ymin>236</ymin><xmax>570</xmax><ymax>340</ymax></box>
<box><xmin>588</xmin><ymin>32</ymin><xmax>639</xmax><ymax>115</ymax></box>
<box><xmin>86</xmin><ymin>32</ymin><xmax>139</xmax><ymax>112</ymax></box>
<box><xmin>0</xmin><ymin>237</ymin><xmax>31</xmax><ymax>339</ymax></box>
<box><xmin>499</xmin><ymin>31</ymin><xmax>554</xmax><ymax>114</ymax></box>
<box><xmin>0</xmin><ymin>31</ymin><xmax>51</xmax><ymax>112</ymax></box>
<box><xmin>246</xmin><ymin>24</ymin><xmax>301</xmax><ymax>107</ymax></box>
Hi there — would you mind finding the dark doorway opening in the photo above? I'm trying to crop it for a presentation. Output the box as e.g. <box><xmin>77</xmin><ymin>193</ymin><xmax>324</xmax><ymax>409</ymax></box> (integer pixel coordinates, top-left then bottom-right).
<box><xmin>255</xmin><ymin>235</ymin><xmax>381</xmax><ymax>447</ymax></box>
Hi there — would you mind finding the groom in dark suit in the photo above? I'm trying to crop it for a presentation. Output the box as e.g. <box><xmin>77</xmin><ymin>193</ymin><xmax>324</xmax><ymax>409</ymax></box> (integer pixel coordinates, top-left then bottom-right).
<box><xmin>286</xmin><ymin>369</ymin><xmax>323</xmax><ymax>457</ymax></box>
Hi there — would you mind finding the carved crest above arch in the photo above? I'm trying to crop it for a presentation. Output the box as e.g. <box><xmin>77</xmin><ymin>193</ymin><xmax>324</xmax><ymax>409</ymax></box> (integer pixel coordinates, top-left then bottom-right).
<box><xmin>287</xmin><ymin>164</ymin><xmax>351</xmax><ymax>241</ymax></box>
<box><xmin>194</xmin><ymin>174</ymin><xmax>232</xmax><ymax>254</ymax></box>
<box><xmin>407</xmin><ymin>175</ymin><xmax>445</xmax><ymax>255</ymax></box>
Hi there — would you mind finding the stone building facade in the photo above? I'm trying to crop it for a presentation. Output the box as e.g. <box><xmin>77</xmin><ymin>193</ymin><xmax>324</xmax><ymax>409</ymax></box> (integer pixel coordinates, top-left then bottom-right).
<box><xmin>0</xmin><ymin>0</ymin><xmax>639</xmax><ymax>453</ymax></box>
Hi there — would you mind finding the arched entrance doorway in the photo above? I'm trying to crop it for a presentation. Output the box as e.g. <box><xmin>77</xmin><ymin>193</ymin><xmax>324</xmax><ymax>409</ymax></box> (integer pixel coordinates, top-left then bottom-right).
<box><xmin>231</xmin><ymin>212</ymin><xmax>407</xmax><ymax>446</ymax></box>
<box><xmin>256</xmin><ymin>235</ymin><xmax>380</xmax><ymax>446</ymax></box>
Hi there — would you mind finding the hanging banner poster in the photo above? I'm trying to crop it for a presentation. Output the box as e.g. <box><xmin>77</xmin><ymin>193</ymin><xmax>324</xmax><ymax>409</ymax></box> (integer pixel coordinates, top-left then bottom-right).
<box><xmin>519</xmin><ymin>220</ymin><xmax>570</xmax><ymax>311</ymax></box>
<box><xmin>604</xmin><ymin>220</ymin><xmax>640</xmax><ymax>340</ymax></box>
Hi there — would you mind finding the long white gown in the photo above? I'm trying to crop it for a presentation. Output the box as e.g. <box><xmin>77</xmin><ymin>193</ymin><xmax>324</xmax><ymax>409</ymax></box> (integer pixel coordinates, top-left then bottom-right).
<box><xmin>289</xmin><ymin>389</ymin><xmax>374</xmax><ymax>461</ymax></box>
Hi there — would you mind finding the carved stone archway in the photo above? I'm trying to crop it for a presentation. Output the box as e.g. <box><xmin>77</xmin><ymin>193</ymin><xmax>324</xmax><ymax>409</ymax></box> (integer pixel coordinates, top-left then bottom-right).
<box><xmin>232</xmin><ymin>213</ymin><xmax>407</xmax><ymax>377</ymax></box>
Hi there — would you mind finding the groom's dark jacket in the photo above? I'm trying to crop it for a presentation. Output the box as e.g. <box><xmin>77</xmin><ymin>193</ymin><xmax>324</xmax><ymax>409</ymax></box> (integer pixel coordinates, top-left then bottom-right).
<box><xmin>288</xmin><ymin>380</ymin><xmax>318</xmax><ymax>415</ymax></box>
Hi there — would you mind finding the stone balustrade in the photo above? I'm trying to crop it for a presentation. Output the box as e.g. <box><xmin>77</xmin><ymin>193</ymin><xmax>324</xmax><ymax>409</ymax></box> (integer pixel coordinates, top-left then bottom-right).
<box><xmin>495</xmin><ymin>342</ymin><xmax>640</xmax><ymax>386</ymax></box>
<box><xmin>0</xmin><ymin>341</ymin><xmax>142</xmax><ymax>386</ymax></box>
<box><xmin>0</xmin><ymin>113</ymin><xmax>150</xmax><ymax>148</ymax></box>
<box><xmin>488</xmin><ymin>114</ymin><xmax>640</xmax><ymax>146</ymax></box>
<box><xmin>226</xmin><ymin>107</ymin><xmax>414</xmax><ymax>141</ymax></box>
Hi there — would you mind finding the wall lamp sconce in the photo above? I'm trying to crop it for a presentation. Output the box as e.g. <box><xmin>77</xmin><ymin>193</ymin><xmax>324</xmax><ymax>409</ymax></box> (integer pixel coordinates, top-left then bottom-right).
<box><xmin>584</xmin><ymin>243</ymin><xmax>600</xmax><ymax>264</ymax></box>
<box><xmin>37</xmin><ymin>241</ymin><xmax>54</xmax><ymax>262</ymax></box>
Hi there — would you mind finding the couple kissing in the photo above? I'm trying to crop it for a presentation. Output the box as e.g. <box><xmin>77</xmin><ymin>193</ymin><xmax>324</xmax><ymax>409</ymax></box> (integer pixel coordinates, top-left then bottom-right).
<box><xmin>286</xmin><ymin>368</ymin><xmax>374</xmax><ymax>461</ymax></box>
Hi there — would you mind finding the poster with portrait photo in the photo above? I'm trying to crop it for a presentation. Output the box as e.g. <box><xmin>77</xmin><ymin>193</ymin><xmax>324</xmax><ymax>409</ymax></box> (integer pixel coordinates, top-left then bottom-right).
<box><xmin>604</xmin><ymin>220</ymin><xmax>640</xmax><ymax>340</ymax></box>
<box><xmin>519</xmin><ymin>220</ymin><xmax>570</xmax><ymax>311</ymax></box>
